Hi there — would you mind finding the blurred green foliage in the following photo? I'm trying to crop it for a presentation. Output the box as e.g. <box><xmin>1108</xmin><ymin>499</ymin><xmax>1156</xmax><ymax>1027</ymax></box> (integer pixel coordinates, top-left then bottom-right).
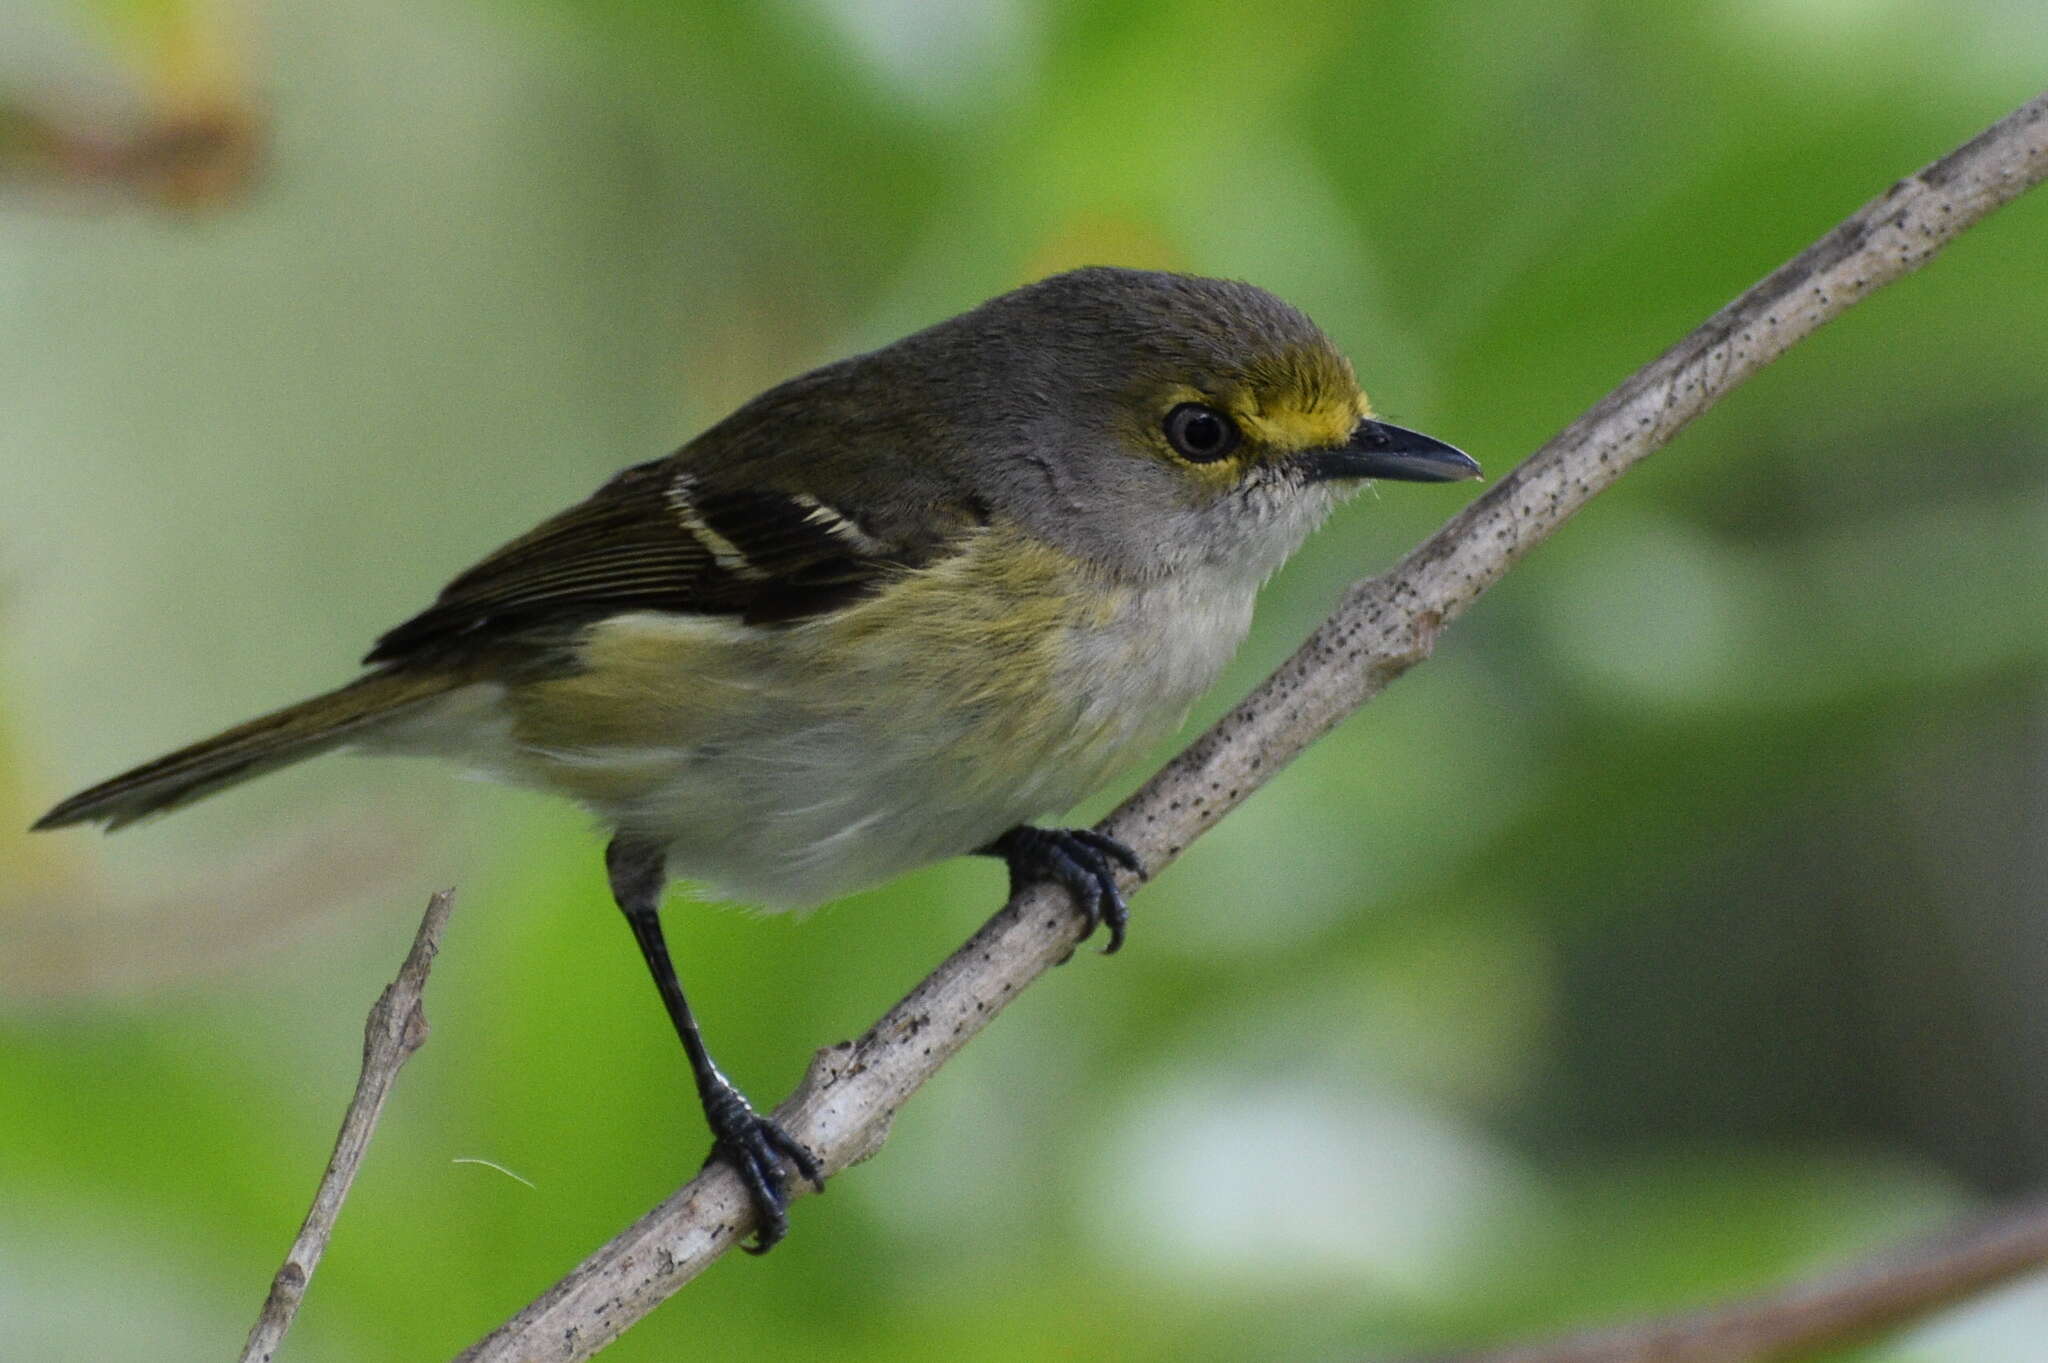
<box><xmin>4</xmin><ymin>1</ymin><xmax>2047</xmax><ymax>1359</ymax></box>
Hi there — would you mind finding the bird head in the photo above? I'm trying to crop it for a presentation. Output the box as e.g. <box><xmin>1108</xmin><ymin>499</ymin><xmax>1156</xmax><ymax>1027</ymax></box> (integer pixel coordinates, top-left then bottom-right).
<box><xmin>906</xmin><ymin>267</ymin><xmax>1479</xmax><ymax>583</ymax></box>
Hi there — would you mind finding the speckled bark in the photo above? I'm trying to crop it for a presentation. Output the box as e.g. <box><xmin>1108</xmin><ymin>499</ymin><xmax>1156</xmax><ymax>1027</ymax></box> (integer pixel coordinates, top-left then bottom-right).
<box><xmin>457</xmin><ymin>90</ymin><xmax>2048</xmax><ymax>1363</ymax></box>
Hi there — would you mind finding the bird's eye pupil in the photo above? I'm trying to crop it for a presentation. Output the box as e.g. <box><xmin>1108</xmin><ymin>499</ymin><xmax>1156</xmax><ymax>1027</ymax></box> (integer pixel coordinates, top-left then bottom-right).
<box><xmin>1164</xmin><ymin>403</ymin><xmax>1239</xmax><ymax>462</ymax></box>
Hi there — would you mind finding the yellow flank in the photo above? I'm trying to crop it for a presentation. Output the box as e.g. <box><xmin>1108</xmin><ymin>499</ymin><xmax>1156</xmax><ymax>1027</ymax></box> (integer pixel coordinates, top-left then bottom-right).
<box><xmin>807</xmin><ymin>522</ymin><xmax>1166</xmax><ymax>823</ymax></box>
<box><xmin>504</xmin><ymin>616</ymin><xmax>745</xmax><ymax>805</ymax></box>
<box><xmin>569</xmin><ymin>613</ymin><xmax>755</xmax><ymax>704</ymax></box>
<box><xmin>507</xmin><ymin>520</ymin><xmax>1124</xmax><ymax>811</ymax></box>
<box><xmin>818</xmin><ymin>522</ymin><xmax>1090</xmax><ymax>756</ymax></box>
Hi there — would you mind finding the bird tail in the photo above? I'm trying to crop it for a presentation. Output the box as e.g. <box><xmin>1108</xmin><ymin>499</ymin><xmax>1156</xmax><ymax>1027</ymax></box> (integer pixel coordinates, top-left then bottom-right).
<box><xmin>32</xmin><ymin>668</ymin><xmax>470</xmax><ymax>832</ymax></box>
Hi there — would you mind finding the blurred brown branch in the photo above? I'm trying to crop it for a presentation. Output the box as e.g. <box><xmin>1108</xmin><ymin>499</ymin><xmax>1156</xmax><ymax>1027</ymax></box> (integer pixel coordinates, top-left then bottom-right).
<box><xmin>1</xmin><ymin>1</ymin><xmax>264</xmax><ymax>210</ymax></box>
<box><xmin>239</xmin><ymin>889</ymin><xmax>457</xmax><ymax>1363</ymax></box>
<box><xmin>1417</xmin><ymin>1196</ymin><xmax>2048</xmax><ymax>1362</ymax></box>
<box><xmin>0</xmin><ymin>102</ymin><xmax>263</xmax><ymax>210</ymax></box>
<box><xmin>451</xmin><ymin>88</ymin><xmax>2048</xmax><ymax>1362</ymax></box>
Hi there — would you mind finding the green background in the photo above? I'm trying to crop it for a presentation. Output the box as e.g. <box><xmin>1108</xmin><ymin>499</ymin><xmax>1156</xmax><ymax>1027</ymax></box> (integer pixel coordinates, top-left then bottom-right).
<box><xmin>5</xmin><ymin>1</ymin><xmax>2047</xmax><ymax>1359</ymax></box>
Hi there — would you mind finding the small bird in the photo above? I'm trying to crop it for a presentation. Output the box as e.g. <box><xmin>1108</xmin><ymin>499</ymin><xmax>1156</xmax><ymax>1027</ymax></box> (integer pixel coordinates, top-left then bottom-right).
<box><xmin>34</xmin><ymin>267</ymin><xmax>1478</xmax><ymax>1250</ymax></box>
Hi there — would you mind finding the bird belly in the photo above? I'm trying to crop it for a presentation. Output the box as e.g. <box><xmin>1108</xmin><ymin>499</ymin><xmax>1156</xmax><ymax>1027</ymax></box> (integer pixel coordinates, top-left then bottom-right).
<box><xmin>487</xmin><ymin>533</ymin><xmax>1256</xmax><ymax>908</ymax></box>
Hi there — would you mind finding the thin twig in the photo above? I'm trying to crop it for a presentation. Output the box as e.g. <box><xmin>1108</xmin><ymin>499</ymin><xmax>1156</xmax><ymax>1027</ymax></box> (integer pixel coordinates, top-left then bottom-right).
<box><xmin>239</xmin><ymin>889</ymin><xmax>458</xmax><ymax>1363</ymax></box>
<box><xmin>458</xmin><ymin>90</ymin><xmax>2048</xmax><ymax>1363</ymax></box>
<box><xmin>1416</xmin><ymin>1196</ymin><xmax>2048</xmax><ymax>1362</ymax></box>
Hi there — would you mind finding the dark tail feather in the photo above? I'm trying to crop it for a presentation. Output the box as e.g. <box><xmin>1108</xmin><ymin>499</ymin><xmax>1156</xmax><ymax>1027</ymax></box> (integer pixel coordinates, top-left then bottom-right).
<box><xmin>32</xmin><ymin>669</ymin><xmax>469</xmax><ymax>832</ymax></box>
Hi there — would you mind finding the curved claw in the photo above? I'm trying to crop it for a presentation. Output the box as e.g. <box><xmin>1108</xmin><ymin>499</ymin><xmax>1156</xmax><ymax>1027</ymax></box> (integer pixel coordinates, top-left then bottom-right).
<box><xmin>985</xmin><ymin>826</ymin><xmax>1146</xmax><ymax>955</ymax></box>
<box><xmin>701</xmin><ymin>1078</ymin><xmax>825</xmax><ymax>1254</ymax></box>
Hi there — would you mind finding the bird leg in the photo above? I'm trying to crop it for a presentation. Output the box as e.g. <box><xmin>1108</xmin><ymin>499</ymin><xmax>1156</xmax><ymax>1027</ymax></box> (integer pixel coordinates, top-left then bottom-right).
<box><xmin>604</xmin><ymin>835</ymin><xmax>824</xmax><ymax>1253</ymax></box>
<box><xmin>980</xmin><ymin>826</ymin><xmax>1145</xmax><ymax>954</ymax></box>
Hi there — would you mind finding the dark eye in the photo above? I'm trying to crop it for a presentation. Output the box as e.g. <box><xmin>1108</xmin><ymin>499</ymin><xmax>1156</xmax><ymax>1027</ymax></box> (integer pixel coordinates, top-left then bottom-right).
<box><xmin>1163</xmin><ymin>403</ymin><xmax>1240</xmax><ymax>462</ymax></box>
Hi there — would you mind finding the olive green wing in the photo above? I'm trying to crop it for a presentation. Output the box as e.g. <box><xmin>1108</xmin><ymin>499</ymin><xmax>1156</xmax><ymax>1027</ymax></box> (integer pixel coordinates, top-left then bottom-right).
<box><xmin>364</xmin><ymin>455</ymin><xmax>971</xmax><ymax>666</ymax></box>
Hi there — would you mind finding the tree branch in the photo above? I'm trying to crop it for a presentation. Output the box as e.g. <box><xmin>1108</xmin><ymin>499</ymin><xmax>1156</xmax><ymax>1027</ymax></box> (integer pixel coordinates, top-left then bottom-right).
<box><xmin>1416</xmin><ymin>1195</ymin><xmax>2048</xmax><ymax>1363</ymax></box>
<box><xmin>457</xmin><ymin>89</ymin><xmax>2048</xmax><ymax>1363</ymax></box>
<box><xmin>239</xmin><ymin>888</ymin><xmax>457</xmax><ymax>1363</ymax></box>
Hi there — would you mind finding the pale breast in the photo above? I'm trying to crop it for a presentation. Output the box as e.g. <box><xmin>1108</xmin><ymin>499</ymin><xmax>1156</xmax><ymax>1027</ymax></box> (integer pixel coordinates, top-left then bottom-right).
<box><xmin>475</xmin><ymin>527</ymin><xmax>1260</xmax><ymax>908</ymax></box>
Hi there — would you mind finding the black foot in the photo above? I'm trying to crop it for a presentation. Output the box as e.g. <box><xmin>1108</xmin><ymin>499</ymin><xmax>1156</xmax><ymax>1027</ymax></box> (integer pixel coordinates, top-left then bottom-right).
<box><xmin>983</xmin><ymin>826</ymin><xmax>1145</xmax><ymax>954</ymax></box>
<box><xmin>702</xmin><ymin>1076</ymin><xmax>825</xmax><ymax>1254</ymax></box>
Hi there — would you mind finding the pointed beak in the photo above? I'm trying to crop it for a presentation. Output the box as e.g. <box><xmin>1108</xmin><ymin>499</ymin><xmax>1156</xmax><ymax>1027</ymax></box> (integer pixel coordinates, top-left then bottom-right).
<box><xmin>1296</xmin><ymin>420</ymin><xmax>1481</xmax><ymax>484</ymax></box>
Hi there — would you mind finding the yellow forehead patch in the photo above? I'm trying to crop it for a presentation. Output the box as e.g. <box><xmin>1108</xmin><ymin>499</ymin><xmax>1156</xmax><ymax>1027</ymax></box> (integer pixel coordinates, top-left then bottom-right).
<box><xmin>1239</xmin><ymin>391</ymin><xmax>1370</xmax><ymax>452</ymax></box>
<box><xmin>1226</xmin><ymin>342</ymin><xmax>1371</xmax><ymax>454</ymax></box>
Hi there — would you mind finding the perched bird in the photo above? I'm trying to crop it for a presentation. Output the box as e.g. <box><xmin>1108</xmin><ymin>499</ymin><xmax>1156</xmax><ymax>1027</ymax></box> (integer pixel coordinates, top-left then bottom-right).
<box><xmin>34</xmin><ymin>267</ymin><xmax>1478</xmax><ymax>1249</ymax></box>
